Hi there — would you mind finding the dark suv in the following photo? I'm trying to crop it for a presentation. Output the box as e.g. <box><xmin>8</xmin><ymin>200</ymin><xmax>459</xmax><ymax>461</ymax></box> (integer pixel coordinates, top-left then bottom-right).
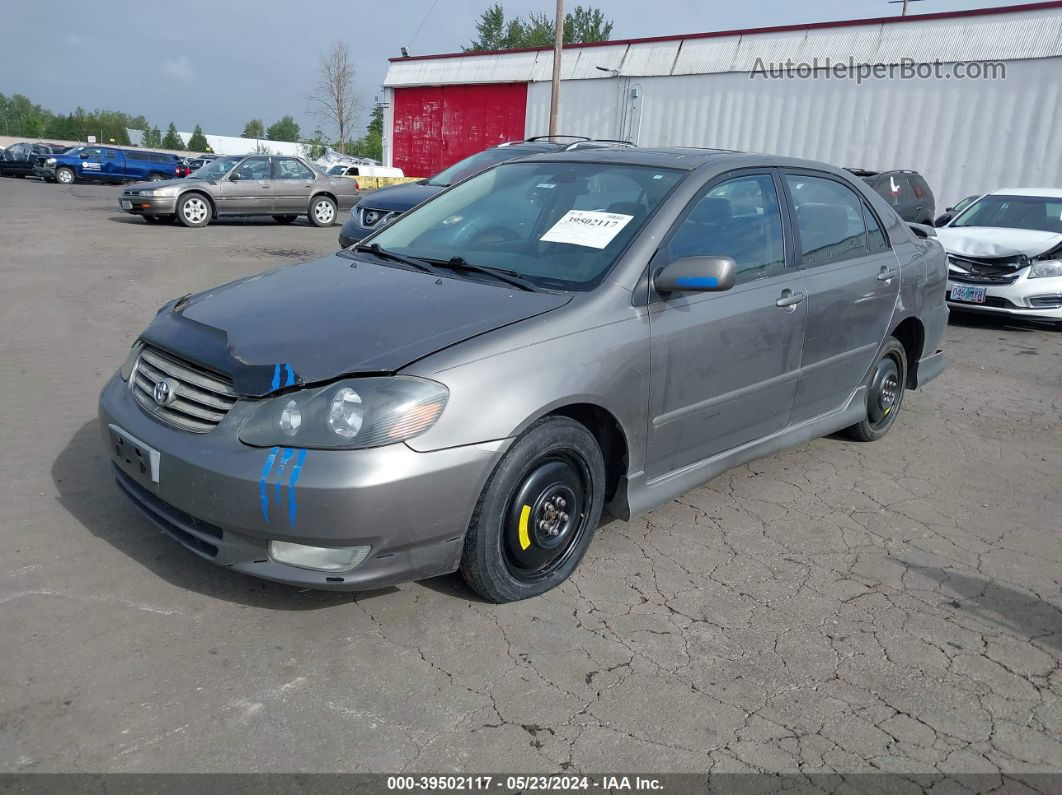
<box><xmin>847</xmin><ymin>169</ymin><xmax>935</xmax><ymax>225</ymax></box>
<box><xmin>337</xmin><ymin>137</ymin><xmax>631</xmax><ymax>248</ymax></box>
<box><xmin>0</xmin><ymin>142</ymin><xmax>68</xmax><ymax>178</ymax></box>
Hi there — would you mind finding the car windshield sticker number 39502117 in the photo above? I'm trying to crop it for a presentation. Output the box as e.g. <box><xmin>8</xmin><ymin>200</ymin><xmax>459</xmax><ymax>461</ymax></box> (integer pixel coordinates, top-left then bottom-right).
<box><xmin>540</xmin><ymin>210</ymin><xmax>634</xmax><ymax>249</ymax></box>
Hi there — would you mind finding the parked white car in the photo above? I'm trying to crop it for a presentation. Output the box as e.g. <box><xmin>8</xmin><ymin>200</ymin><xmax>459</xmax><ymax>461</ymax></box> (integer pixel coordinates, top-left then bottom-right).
<box><xmin>936</xmin><ymin>188</ymin><xmax>1062</xmax><ymax>327</ymax></box>
<box><xmin>325</xmin><ymin>163</ymin><xmax>405</xmax><ymax>179</ymax></box>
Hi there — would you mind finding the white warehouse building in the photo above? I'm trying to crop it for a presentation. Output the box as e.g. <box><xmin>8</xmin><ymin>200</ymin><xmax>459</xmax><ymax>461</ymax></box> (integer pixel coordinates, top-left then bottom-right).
<box><xmin>381</xmin><ymin>1</ymin><xmax>1062</xmax><ymax>206</ymax></box>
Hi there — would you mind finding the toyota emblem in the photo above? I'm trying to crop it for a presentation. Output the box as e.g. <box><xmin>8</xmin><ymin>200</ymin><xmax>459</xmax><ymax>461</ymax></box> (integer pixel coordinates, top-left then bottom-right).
<box><xmin>153</xmin><ymin>378</ymin><xmax>177</xmax><ymax>407</ymax></box>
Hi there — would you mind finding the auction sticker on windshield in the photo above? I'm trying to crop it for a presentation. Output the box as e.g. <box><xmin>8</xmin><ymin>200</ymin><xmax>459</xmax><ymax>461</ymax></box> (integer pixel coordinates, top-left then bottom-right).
<box><xmin>540</xmin><ymin>210</ymin><xmax>633</xmax><ymax>249</ymax></box>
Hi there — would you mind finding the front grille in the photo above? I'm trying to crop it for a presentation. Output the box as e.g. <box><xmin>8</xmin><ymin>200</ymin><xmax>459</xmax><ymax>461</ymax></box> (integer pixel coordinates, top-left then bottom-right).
<box><xmin>359</xmin><ymin>207</ymin><xmax>397</xmax><ymax>228</ymax></box>
<box><xmin>132</xmin><ymin>346</ymin><xmax>237</xmax><ymax>433</ymax></box>
<box><xmin>947</xmin><ymin>254</ymin><xmax>1022</xmax><ymax>285</ymax></box>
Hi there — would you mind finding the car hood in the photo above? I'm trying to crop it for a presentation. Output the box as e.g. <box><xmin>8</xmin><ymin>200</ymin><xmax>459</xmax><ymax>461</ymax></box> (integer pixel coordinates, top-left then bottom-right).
<box><xmin>138</xmin><ymin>253</ymin><xmax>571</xmax><ymax>396</ymax></box>
<box><xmin>935</xmin><ymin>226</ymin><xmax>1062</xmax><ymax>258</ymax></box>
<box><xmin>356</xmin><ymin>181</ymin><xmax>443</xmax><ymax>212</ymax></box>
<box><xmin>127</xmin><ymin>177</ymin><xmax>206</xmax><ymax>191</ymax></box>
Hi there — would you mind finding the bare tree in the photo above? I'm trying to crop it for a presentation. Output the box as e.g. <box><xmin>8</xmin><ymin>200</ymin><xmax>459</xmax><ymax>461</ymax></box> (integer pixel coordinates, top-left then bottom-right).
<box><xmin>307</xmin><ymin>42</ymin><xmax>361</xmax><ymax>150</ymax></box>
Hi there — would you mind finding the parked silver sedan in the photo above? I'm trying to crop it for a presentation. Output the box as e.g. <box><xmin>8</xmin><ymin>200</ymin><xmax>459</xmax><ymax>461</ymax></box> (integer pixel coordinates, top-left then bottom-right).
<box><xmin>118</xmin><ymin>155</ymin><xmax>358</xmax><ymax>228</ymax></box>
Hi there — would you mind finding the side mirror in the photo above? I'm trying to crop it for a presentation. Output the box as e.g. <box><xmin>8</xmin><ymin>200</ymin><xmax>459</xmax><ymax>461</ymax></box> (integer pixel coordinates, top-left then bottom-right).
<box><xmin>654</xmin><ymin>256</ymin><xmax>736</xmax><ymax>294</ymax></box>
<box><xmin>229</xmin><ymin>171</ymin><xmax>241</xmax><ymax>181</ymax></box>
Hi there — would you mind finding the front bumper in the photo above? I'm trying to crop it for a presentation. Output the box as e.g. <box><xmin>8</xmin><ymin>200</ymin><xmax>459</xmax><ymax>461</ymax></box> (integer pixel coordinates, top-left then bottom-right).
<box><xmin>119</xmin><ymin>195</ymin><xmax>178</xmax><ymax>216</ymax></box>
<box><xmin>946</xmin><ymin>272</ymin><xmax>1062</xmax><ymax>322</ymax></box>
<box><xmin>98</xmin><ymin>374</ymin><xmax>509</xmax><ymax>590</ymax></box>
<box><xmin>337</xmin><ymin>214</ymin><xmax>371</xmax><ymax>248</ymax></box>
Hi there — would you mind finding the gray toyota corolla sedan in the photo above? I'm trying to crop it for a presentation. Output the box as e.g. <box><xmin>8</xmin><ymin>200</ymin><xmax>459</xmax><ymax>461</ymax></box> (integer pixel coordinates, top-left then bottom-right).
<box><xmin>119</xmin><ymin>155</ymin><xmax>358</xmax><ymax>228</ymax></box>
<box><xmin>99</xmin><ymin>147</ymin><xmax>947</xmax><ymax>602</ymax></box>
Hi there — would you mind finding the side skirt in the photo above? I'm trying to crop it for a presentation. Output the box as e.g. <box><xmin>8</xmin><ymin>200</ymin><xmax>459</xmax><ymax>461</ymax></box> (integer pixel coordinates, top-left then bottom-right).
<box><xmin>620</xmin><ymin>387</ymin><xmax>868</xmax><ymax>521</ymax></box>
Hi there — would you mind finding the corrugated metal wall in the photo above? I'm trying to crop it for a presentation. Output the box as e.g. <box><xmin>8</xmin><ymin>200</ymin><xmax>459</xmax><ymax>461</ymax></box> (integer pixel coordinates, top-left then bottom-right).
<box><xmin>523</xmin><ymin>58</ymin><xmax>1062</xmax><ymax>207</ymax></box>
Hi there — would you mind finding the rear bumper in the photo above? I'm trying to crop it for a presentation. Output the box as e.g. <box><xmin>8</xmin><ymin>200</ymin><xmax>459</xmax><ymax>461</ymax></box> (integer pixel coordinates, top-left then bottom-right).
<box><xmin>912</xmin><ymin>350</ymin><xmax>945</xmax><ymax>388</ymax></box>
<box><xmin>98</xmin><ymin>373</ymin><xmax>509</xmax><ymax>591</ymax></box>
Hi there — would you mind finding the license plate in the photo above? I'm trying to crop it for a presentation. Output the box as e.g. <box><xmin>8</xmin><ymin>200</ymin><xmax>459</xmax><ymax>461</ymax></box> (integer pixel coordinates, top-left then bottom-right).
<box><xmin>108</xmin><ymin>424</ymin><xmax>160</xmax><ymax>487</ymax></box>
<box><xmin>120</xmin><ymin>200</ymin><xmax>132</xmax><ymax>210</ymax></box>
<box><xmin>950</xmin><ymin>285</ymin><xmax>987</xmax><ymax>304</ymax></box>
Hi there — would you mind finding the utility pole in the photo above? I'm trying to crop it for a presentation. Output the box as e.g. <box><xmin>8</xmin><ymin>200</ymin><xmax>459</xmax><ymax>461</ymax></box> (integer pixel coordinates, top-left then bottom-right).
<box><xmin>888</xmin><ymin>0</ymin><xmax>927</xmax><ymax>15</ymax></box>
<box><xmin>548</xmin><ymin>0</ymin><xmax>564</xmax><ymax>137</ymax></box>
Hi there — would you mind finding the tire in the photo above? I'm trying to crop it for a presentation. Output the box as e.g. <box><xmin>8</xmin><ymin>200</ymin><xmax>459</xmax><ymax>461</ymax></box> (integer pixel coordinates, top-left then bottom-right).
<box><xmin>460</xmin><ymin>417</ymin><xmax>605</xmax><ymax>603</ymax></box>
<box><xmin>272</xmin><ymin>215</ymin><xmax>297</xmax><ymax>224</ymax></box>
<box><xmin>147</xmin><ymin>173</ymin><xmax>164</xmax><ymax>182</ymax></box>
<box><xmin>143</xmin><ymin>215</ymin><xmax>161</xmax><ymax>224</ymax></box>
<box><xmin>844</xmin><ymin>338</ymin><xmax>908</xmax><ymax>442</ymax></box>
<box><xmin>55</xmin><ymin>167</ymin><xmax>75</xmax><ymax>185</ymax></box>
<box><xmin>175</xmin><ymin>193</ymin><xmax>211</xmax><ymax>228</ymax></box>
<box><xmin>308</xmin><ymin>195</ymin><xmax>337</xmax><ymax>227</ymax></box>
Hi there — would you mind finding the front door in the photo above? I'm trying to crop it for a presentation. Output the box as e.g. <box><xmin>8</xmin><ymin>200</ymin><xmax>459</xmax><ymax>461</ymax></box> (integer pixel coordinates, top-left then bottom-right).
<box><xmin>77</xmin><ymin>147</ymin><xmax>105</xmax><ymax>179</ymax></box>
<box><xmin>646</xmin><ymin>171</ymin><xmax>807</xmax><ymax>480</ymax></box>
<box><xmin>782</xmin><ymin>172</ymin><xmax>901</xmax><ymax>424</ymax></box>
<box><xmin>218</xmin><ymin>156</ymin><xmax>274</xmax><ymax>214</ymax></box>
<box><xmin>273</xmin><ymin>157</ymin><xmax>316</xmax><ymax>213</ymax></box>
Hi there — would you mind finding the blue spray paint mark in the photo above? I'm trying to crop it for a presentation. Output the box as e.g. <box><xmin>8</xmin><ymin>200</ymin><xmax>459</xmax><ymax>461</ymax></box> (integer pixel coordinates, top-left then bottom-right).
<box><xmin>259</xmin><ymin>446</ymin><xmax>280</xmax><ymax>522</ymax></box>
<box><xmin>270</xmin><ymin>364</ymin><xmax>281</xmax><ymax>392</ymax></box>
<box><xmin>284</xmin><ymin>363</ymin><xmax>295</xmax><ymax>387</ymax></box>
<box><xmin>675</xmin><ymin>276</ymin><xmax>719</xmax><ymax>288</ymax></box>
<box><xmin>274</xmin><ymin>447</ymin><xmax>295</xmax><ymax>505</ymax></box>
<box><xmin>287</xmin><ymin>449</ymin><xmax>307</xmax><ymax>528</ymax></box>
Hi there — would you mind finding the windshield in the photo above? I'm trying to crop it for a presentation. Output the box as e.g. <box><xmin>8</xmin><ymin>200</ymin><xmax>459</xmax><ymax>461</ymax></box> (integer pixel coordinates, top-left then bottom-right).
<box><xmin>367</xmin><ymin>161</ymin><xmax>684</xmax><ymax>290</ymax></box>
<box><xmin>191</xmin><ymin>157</ymin><xmax>240</xmax><ymax>180</ymax></box>
<box><xmin>427</xmin><ymin>146</ymin><xmax>543</xmax><ymax>187</ymax></box>
<box><xmin>952</xmin><ymin>194</ymin><xmax>1062</xmax><ymax>234</ymax></box>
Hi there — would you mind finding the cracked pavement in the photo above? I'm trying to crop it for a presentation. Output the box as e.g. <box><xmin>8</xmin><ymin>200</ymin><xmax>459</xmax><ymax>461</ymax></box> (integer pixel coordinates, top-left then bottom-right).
<box><xmin>1</xmin><ymin>180</ymin><xmax>1060</xmax><ymax>774</ymax></box>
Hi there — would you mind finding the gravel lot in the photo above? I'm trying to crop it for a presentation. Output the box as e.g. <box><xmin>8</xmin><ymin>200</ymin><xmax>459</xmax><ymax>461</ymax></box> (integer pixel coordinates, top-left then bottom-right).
<box><xmin>1</xmin><ymin>177</ymin><xmax>1060</xmax><ymax>775</ymax></box>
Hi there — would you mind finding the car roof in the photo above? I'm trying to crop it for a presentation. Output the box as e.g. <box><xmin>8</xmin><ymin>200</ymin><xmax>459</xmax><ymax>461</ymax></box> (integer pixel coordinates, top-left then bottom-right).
<box><xmin>988</xmin><ymin>187</ymin><xmax>1062</xmax><ymax>199</ymax></box>
<box><xmin>511</xmin><ymin>146</ymin><xmax>843</xmax><ymax>173</ymax></box>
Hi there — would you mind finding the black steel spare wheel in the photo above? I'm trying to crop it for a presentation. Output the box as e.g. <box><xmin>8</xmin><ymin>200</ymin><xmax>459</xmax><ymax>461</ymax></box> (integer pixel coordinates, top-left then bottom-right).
<box><xmin>504</xmin><ymin>454</ymin><xmax>589</xmax><ymax>581</ymax></box>
<box><xmin>461</xmin><ymin>417</ymin><xmax>605</xmax><ymax>602</ymax></box>
<box><xmin>845</xmin><ymin>337</ymin><xmax>907</xmax><ymax>442</ymax></box>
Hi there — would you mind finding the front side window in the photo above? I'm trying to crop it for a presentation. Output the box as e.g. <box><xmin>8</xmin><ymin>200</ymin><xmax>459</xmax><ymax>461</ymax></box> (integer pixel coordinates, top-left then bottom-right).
<box><xmin>369</xmin><ymin>161</ymin><xmax>684</xmax><ymax>290</ymax></box>
<box><xmin>786</xmin><ymin>174</ymin><xmax>869</xmax><ymax>267</ymax></box>
<box><xmin>233</xmin><ymin>157</ymin><xmax>271</xmax><ymax>180</ymax></box>
<box><xmin>667</xmin><ymin>174</ymin><xmax>786</xmax><ymax>284</ymax></box>
<box><xmin>275</xmin><ymin>158</ymin><xmax>314</xmax><ymax>180</ymax></box>
<box><xmin>103</xmin><ymin>149</ymin><xmax>119</xmax><ymax>160</ymax></box>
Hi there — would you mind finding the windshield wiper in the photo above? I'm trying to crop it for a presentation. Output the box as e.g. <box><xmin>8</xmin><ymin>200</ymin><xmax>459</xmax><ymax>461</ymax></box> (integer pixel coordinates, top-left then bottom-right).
<box><xmin>434</xmin><ymin>257</ymin><xmax>539</xmax><ymax>292</ymax></box>
<box><xmin>352</xmin><ymin>243</ymin><xmax>438</xmax><ymax>274</ymax></box>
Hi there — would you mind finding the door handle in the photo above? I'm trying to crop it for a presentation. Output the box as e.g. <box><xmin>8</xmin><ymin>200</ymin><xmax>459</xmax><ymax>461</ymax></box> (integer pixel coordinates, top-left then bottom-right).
<box><xmin>877</xmin><ymin>268</ymin><xmax>899</xmax><ymax>282</ymax></box>
<box><xmin>261</xmin><ymin>185</ymin><xmax>271</xmax><ymax>189</ymax></box>
<box><xmin>775</xmin><ymin>290</ymin><xmax>806</xmax><ymax>308</ymax></box>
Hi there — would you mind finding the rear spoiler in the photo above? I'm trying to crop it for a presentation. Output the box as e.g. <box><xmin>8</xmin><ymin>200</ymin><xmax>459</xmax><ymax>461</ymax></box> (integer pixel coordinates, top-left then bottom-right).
<box><xmin>908</xmin><ymin>222</ymin><xmax>937</xmax><ymax>239</ymax></box>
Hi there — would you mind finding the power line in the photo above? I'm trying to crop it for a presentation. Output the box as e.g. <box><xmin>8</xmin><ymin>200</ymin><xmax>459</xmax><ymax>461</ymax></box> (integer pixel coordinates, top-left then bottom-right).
<box><xmin>408</xmin><ymin>0</ymin><xmax>441</xmax><ymax>52</ymax></box>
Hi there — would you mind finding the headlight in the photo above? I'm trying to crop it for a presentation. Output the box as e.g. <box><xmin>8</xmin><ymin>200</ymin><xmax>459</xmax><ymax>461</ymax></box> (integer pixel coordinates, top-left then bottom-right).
<box><xmin>1029</xmin><ymin>259</ymin><xmax>1062</xmax><ymax>279</ymax></box>
<box><xmin>119</xmin><ymin>341</ymin><xmax>143</xmax><ymax>381</ymax></box>
<box><xmin>45</xmin><ymin>157</ymin><xmax>56</xmax><ymax>164</ymax></box>
<box><xmin>239</xmin><ymin>376</ymin><xmax>447</xmax><ymax>449</ymax></box>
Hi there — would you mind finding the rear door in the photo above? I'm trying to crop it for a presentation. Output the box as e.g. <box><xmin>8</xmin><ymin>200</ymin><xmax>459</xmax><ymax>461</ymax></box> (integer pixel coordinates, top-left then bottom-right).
<box><xmin>782</xmin><ymin>171</ymin><xmax>900</xmax><ymax>424</ymax></box>
<box><xmin>645</xmin><ymin>169</ymin><xmax>807</xmax><ymax>478</ymax></box>
<box><xmin>273</xmin><ymin>157</ymin><xmax>316</xmax><ymax>212</ymax></box>
<box><xmin>218</xmin><ymin>156</ymin><xmax>274</xmax><ymax>214</ymax></box>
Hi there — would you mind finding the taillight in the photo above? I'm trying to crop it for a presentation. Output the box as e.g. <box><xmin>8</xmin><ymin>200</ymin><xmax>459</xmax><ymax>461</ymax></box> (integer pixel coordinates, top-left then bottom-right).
<box><xmin>353</xmin><ymin>180</ymin><xmax>360</xmax><ymax>191</ymax></box>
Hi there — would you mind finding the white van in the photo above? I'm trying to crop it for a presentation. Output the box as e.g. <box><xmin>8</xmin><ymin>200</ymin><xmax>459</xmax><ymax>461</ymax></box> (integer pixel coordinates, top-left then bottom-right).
<box><xmin>326</xmin><ymin>163</ymin><xmax>405</xmax><ymax>179</ymax></box>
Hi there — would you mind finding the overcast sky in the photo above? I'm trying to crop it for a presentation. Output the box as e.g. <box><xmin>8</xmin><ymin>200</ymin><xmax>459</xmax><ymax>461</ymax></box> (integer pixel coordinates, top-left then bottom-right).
<box><xmin>0</xmin><ymin>0</ymin><xmax>1032</xmax><ymax>137</ymax></box>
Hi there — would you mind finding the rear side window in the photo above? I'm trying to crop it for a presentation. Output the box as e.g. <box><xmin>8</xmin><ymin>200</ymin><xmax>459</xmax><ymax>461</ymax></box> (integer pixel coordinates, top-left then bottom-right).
<box><xmin>863</xmin><ymin>202</ymin><xmax>889</xmax><ymax>253</ymax></box>
<box><xmin>786</xmin><ymin>174</ymin><xmax>868</xmax><ymax>266</ymax></box>
<box><xmin>668</xmin><ymin>174</ymin><xmax>786</xmax><ymax>285</ymax></box>
<box><xmin>275</xmin><ymin>158</ymin><xmax>314</xmax><ymax>180</ymax></box>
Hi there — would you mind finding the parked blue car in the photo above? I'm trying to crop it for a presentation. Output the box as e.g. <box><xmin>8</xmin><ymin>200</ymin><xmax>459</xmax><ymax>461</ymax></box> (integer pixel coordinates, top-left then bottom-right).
<box><xmin>36</xmin><ymin>146</ymin><xmax>181</xmax><ymax>185</ymax></box>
